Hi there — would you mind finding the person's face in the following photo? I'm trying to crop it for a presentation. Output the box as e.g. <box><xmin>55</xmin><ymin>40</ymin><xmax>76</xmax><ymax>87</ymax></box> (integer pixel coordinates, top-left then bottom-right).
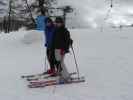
<box><xmin>46</xmin><ymin>21</ymin><xmax>52</xmax><ymax>27</ymax></box>
<box><xmin>55</xmin><ymin>21</ymin><xmax>63</xmax><ymax>27</ymax></box>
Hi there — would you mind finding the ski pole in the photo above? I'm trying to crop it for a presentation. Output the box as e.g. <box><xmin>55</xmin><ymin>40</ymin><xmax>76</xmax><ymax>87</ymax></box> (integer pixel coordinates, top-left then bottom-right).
<box><xmin>44</xmin><ymin>54</ymin><xmax>47</xmax><ymax>72</ymax></box>
<box><xmin>44</xmin><ymin>49</ymin><xmax>48</xmax><ymax>72</ymax></box>
<box><xmin>71</xmin><ymin>45</ymin><xmax>80</xmax><ymax>79</ymax></box>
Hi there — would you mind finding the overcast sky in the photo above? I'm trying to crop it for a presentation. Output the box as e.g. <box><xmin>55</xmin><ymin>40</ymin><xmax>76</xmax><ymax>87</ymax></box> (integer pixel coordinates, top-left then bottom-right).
<box><xmin>57</xmin><ymin>0</ymin><xmax>133</xmax><ymax>27</ymax></box>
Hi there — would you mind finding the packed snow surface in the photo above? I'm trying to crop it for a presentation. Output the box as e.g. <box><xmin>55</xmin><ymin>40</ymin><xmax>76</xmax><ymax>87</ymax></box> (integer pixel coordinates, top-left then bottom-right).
<box><xmin>0</xmin><ymin>28</ymin><xmax>133</xmax><ymax>100</ymax></box>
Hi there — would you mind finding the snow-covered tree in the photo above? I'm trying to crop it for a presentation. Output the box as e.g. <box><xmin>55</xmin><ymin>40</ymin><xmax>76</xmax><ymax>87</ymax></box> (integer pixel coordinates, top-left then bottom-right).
<box><xmin>0</xmin><ymin>0</ymin><xmax>74</xmax><ymax>31</ymax></box>
<box><xmin>0</xmin><ymin>1</ymin><xmax>8</xmax><ymax>18</ymax></box>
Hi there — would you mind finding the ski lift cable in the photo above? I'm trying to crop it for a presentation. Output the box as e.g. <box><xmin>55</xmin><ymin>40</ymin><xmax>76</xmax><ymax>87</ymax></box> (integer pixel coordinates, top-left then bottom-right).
<box><xmin>100</xmin><ymin>0</ymin><xmax>114</xmax><ymax>31</ymax></box>
<box><xmin>104</xmin><ymin>0</ymin><xmax>114</xmax><ymax>21</ymax></box>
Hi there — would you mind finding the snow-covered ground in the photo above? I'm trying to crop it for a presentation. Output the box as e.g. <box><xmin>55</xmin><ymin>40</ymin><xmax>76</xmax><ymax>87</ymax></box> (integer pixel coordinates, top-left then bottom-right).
<box><xmin>0</xmin><ymin>28</ymin><xmax>133</xmax><ymax>100</ymax></box>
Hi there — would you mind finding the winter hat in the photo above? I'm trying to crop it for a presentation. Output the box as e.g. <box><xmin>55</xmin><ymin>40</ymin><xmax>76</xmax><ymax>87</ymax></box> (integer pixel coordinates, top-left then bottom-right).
<box><xmin>55</xmin><ymin>17</ymin><xmax>64</xmax><ymax>23</ymax></box>
<box><xmin>45</xmin><ymin>17</ymin><xmax>53</xmax><ymax>23</ymax></box>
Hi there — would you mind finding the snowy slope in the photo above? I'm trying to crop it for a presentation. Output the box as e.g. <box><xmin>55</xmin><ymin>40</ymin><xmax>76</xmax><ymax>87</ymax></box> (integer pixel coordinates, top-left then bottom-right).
<box><xmin>1</xmin><ymin>28</ymin><xmax>133</xmax><ymax>100</ymax></box>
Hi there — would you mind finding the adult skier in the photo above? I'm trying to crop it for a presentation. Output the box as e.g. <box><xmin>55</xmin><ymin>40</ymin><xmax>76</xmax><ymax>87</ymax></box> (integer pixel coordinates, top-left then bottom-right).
<box><xmin>44</xmin><ymin>17</ymin><xmax>56</xmax><ymax>75</ymax></box>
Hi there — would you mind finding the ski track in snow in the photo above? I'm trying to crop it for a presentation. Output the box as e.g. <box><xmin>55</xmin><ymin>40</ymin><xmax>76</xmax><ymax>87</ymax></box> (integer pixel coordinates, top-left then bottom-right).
<box><xmin>0</xmin><ymin>28</ymin><xmax>133</xmax><ymax>100</ymax></box>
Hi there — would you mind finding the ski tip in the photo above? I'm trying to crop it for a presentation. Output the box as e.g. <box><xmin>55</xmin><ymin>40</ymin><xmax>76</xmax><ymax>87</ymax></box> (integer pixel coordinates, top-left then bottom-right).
<box><xmin>28</xmin><ymin>84</ymin><xmax>46</xmax><ymax>88</ymax></box>
<box><xmin>28</xmin><ymin>85</ymin><xmax>34</xmax><ymax>88</ymax></box>
<box><xmin>21</xmin><ymin>75</ymin><xmax>35</xmax><ymax>78</ymax></box>
<box><xmin>27</xmin><ymin>78</ymin><xmax>39</xmax><ymax>81</ymax></box>
<box><xmin>21</xmin><ymin>76</ymin><xmax>25</xmax><ymax>78</ymax></box>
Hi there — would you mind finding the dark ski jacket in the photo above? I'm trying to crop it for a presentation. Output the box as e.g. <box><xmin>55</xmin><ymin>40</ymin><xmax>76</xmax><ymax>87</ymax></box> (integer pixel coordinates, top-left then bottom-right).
<box><xmin>52</xmin><ymin>26</ymin><xmax>73</xmax><ymax>52</ymax></box>
<box><xmin>45</xmin><ymin>25</ymin><xmax>55</xmax><ymax>48</ymax></box>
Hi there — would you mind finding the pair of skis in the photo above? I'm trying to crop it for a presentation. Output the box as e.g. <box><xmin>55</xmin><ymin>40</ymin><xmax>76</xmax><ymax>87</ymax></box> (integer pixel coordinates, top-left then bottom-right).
<box><xmin>21</xmin><ymin>72</ymin><xmax>77</xmax><ymax>81</ymax></box>
<box><xmin>28</xmin><ymin>76</ymin><xmax>85</xmax><ymax>88</ymax></box>
<box><xmin>21</xmin><ymin>72</ymin><xmax>85</xmax><ymax>88</ymax></box>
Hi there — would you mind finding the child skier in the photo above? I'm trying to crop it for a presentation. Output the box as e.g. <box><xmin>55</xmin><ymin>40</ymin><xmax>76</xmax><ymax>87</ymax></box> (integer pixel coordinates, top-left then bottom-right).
<box><xmin>52</xmin><ymin>17</ymin><xmax>73</xmax><ymax>82</ymax></box>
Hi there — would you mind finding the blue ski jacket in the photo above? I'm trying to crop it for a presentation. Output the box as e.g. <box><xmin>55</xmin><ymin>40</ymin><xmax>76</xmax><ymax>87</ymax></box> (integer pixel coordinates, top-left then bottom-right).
<box><xmin>44</xmin><ymin>25</ymin><xmax>55</xmax><ymax>48</ymax></box>
<box><xmin>36</xmin><ymin>15</ymin><xmax>47</xmax><ymax>31</ymax></box>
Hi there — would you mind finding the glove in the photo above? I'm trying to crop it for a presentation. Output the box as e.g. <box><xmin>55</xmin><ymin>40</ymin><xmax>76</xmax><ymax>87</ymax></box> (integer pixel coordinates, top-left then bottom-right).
<box><xmin>60</xmin><ymin>49</ymin><xmax>65</xmax><ymax>55</ymax></box>
<box><xmin>45</xmin><ymin>43</ymin><xmax>47</xmax><ymax>47</ymax></box>
<box><xmin>65</xmin><ymin>49</ymin><xmax>69</xmax><ymax>53</ymax></box>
